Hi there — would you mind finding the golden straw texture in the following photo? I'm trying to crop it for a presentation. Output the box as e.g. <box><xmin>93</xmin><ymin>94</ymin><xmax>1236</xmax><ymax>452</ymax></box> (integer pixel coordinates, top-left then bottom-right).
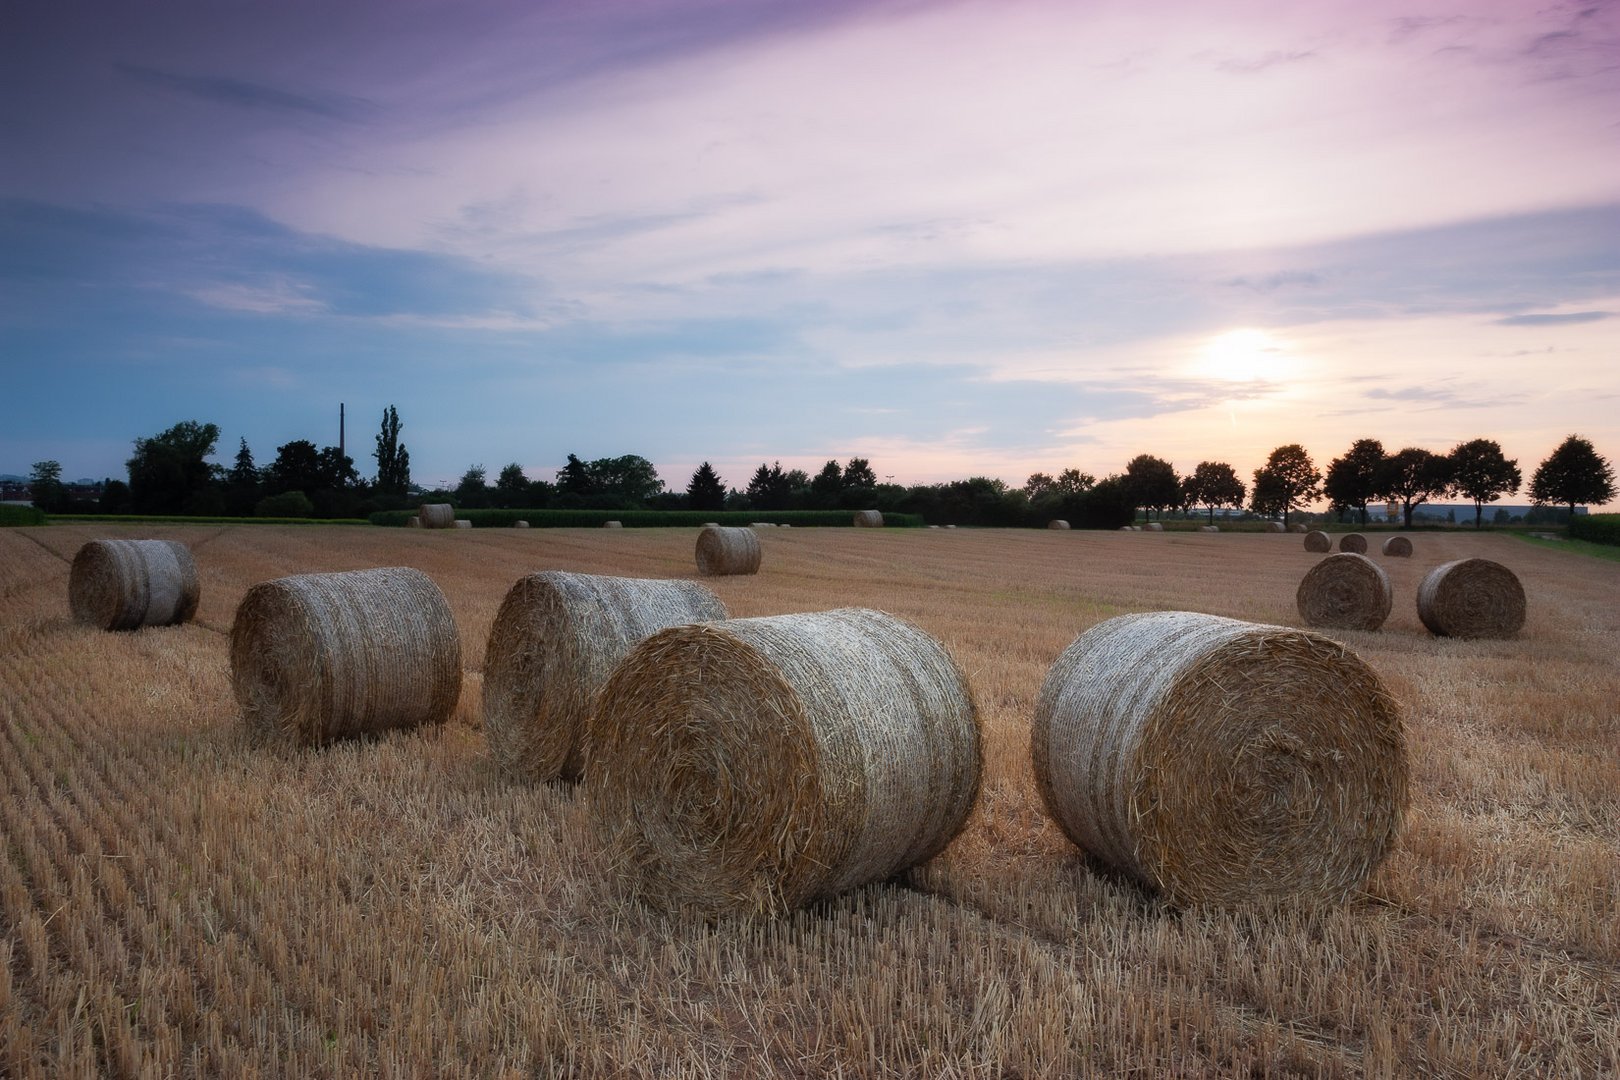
<box><xmin>1339</xmin><ymin>533</ymin><xmax>1368</xmax><ymax>554</ymax></box>
<box><xmin>229</xmin><ymin>567</ymin><xmax>461</xmax><ymax>747</ymax></box>
<box><xmin>1417</xmin><ymin>558</ymin><xmax>1526</xmax><ymax>639</ymax></box>
<box><xmin>1296</xmin><ymin>553</ymin><xmax>1392</xmax><ymax>631</ymax></box>
<box><xmin>1032</xmin><ymin>611</ymin><xmax>1407</xmax><ymax>906</ymax></box>
<box><xmin>588</xmin><ymin>608</ymin><xmax>982</xmax><ymax>916</ymax></box>
<box><xmin>695</xmin><ymin>526</ymin><xmax>762</xmax><ymax>576</ymax></box>
<box><xmin>483</xmin><ymin>572</ymin><xmax>726</xmax><ymax>781</ymax></box>
<box><xmin>853</xmin><ymin>510</ymin><xmax>883</xmax><ymax>528</ymax></box>
<box><xmin>1382</xmin><ymin>535</ymin><xmax>1412</xmax><ymax>557</ymax></box>
<box><xmin>68</xmin><ymin>539</ymin><xmax>199</xmax><ymax>631</ymax></box>
<box><xmin>1047</xmin><ymin>520</ymin><xmax>1071</xmax><ymax>530</ymax></box>
<box><xmin>419</xmin><ymin>503</ymin><xmax>455</xmax><ymax>529</ymax></box>
<box><xmin>1303</xmin><ymin>531</ymin><xmax>1331</xmax><ymax>553</ymax></box>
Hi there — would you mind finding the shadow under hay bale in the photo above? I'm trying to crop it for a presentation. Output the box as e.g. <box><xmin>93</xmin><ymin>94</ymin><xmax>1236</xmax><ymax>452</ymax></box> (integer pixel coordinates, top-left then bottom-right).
<box><xmin>69</xmin><ymin>539</ymin><xmax>199</xmax><ymax>631</ymax></box>
<box><xmin>483</xmin><ymin>572</ymin><xmax>726</xmax><ymax>782</ymax></box>
<box><xmin>1382</xmin><ymin>535</ymin><xmax>1412</xmax><ymax>557</ymax></box>
<box><xmin>1339</xmin><ymin>533</ymin><xmax>1368</xmax><ymax>554</ymax></box>
<box><xmin>1032</xmin><ymin>611</ymin><xmax>1407</xmax><ymax>906</ymax></box>
<box><xmin>230</xmin><ymin>567</ymin><xmax>461</xmax><ymax>747</ymax></box>
<box><xmin>1297</xmin><ymin>552</ymin><xmax>1392</xmax><ymax>631</ymax></box>
<box><xmin>588</xmin><ymin>608</ymin><xmax>981</xmax><ymax>916</ymax></box>
<box><xmin>696</xmin><ymin>526</ymin><xmax>762</xmax><ymax>576</ymax></box>
<box><xmin>1303</xmin><ymin>530</ymin><xmax>1331</xmax><ymax>553</ymax></box>
<box><xmin>1417</xmin><ymin>558</ymin><xmax>1525</xmax><ymax>639</ymax></box>
<box><xmin>419</xmin><ymin>503</ymin><xmax>455</xmax><ymax>529</ymax></box>
<box><xmin>853</xmin><ymin>510</ymin><xmax>883</xmax><ymax>528</ymax></box>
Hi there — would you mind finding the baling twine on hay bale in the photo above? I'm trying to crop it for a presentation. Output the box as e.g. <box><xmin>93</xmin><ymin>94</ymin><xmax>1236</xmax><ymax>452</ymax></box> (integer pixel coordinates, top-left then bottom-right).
<box><xmin>1297</xmin><ymin>553</ymin><xmax>1392</xmax><ymax>631</ymax></box>
<box><xmin>1048</xmin><ymin>519</ymin><xmax>1071</xmax><ymax>530</ymax></box>
<box><xmin>69</xmin><ymin>539</ymin><xmax>199</xmax><ymax>631</ymax></box>
<box><xmin>1339</xmin><ymin>533</ymin><xmax>1368</xmax><ymax>554</ymax></box>
<box><xmin>1303</xmin><ymin>531</ymin><xmax>1332</xmax><ymax>553</ymax></box>
<box><xmin>483</xmin><ymin>571</ymin><xmax>726</xmax><ymax>782</ymax></box>
<box><xmin>696</xmin><ymin>526</ymin><xmax>762</xmax><ymax>576</ymax></box>
<box><xmin>229</xmin><ymin>567</ymin><xmax>461</xmax><ymax>747</ymax></box>
<box><xmin>588</xmin><ymin>607</ymin><xmax>981</xmax><ymax>916</ymax></box>
<box><xmin>1417</xmin><ymin>558</ymin><xmax>1525</xmax><ymax>639</ymax></box>
<box><xmin>419</xmin><ymin>503</ymin><xmax>455</xmax><ymax>529</ymax></box>
<box><xmin>1381</xmin><ymin>535</ymin><xmax>1412</xmax><ymax>557</ymax></box>
<box><xmin>853</xmin><ymin>510</ymin><xmax>883</xmax><ymax>528</ymax></box>
<box><xmin>1032</xmin><ymin>611</ymin><xmax>1407</xmax><ymax>906</ymax></box>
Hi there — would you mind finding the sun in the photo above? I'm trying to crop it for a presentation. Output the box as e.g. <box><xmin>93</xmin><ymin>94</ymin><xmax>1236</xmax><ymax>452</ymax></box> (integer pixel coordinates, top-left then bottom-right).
<box><xmin>1195</xmin><ymin>328</ymin><xmax>1291</xmax><ymax>383</ymax></box>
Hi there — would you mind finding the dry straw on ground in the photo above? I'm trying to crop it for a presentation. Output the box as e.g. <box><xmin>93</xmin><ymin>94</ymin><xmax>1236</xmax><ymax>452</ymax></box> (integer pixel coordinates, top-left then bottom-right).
<box><xmin>1033</xmin><ymin>611</ymin><xmax>1407</xmax><ymax>906</ymax></box>
<box><xmin>854</xmin><ymin>510</ymin><xmax>884</xmax><ymax>528</ymax></box>
<box><xmin>1382</xmin><ymin>535</ymin><xmax>1412</xmax><ymax>557</ymax></box>
<box><xmin>1047</xmin><ymin>520</ymin><xmax>1071</xmax><ymax>530</ymax></box>
<box><xmin>1303</xmin><ymin>530</ymin><xmax>1332</xmax><ymax>553</ymax></box>
<box><xmin>1339</xmin><ymin>533</ymin><xmax>1368</xmax><ymax>554</ymax></box>
<box><xmin>1417</xmin><ymin>558</ymin><xmax>1526</xmax><ymax>639</ymax></box>
<box><xmin>229</xmin><ymin>567</ymin><xmax>461</xmax><ymax>747</ymax></box>
<box><xmin>482</xmin><ymin>571</ymin><xmax>726</xmax><ymax>781</ymax></box>
<box><xmin>695</xmin><ymin>525</ymin><xmax>762</xmax><ymax>576</ymax></box>
<box><xmin>1266</xmin><ymin>522</ymin><xmax>1286</xmax><ymax>533</ymax></box>
<box><xmin>1297</xmin><ymin>553</ymin><xmax>1393</xmax><ymax>631</ymax></box>
<box><xmin>68</xmin><ymin>538</ymin><xmax>200</xmax><ymax>631</ymax></box>
<box><xmin>588</xmin><ymin>607</ymin><xmax>982</xmax><ymax>916</ymax></box>
<box><xmin>419</xmin><ymin>503</ymin><xmax>455</xmax><ymax>529</ymax></box>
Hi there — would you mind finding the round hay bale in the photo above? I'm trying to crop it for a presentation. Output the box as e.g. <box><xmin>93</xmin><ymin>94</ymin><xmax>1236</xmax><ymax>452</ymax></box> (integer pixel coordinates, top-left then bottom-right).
<box><xmin>483</xmin><ymin>572</ymin><xmax>726</xmax><ymax>781</ymax></box>
<box><xmin>702</xmin><ymin>522</ymin><xmax>720</xmax><ymax>527</ymax></box>
<box><xmin>1048</xmin><ymin>519</ymin><xmax>1071</xmax><ymax>530</ymax></box>
<box><xmin>454</xmin><ymin>519</ymin><xmax>473</xmax><ymax>529</ymax></box>
<box><xmin>1296</xmin><ymin>553</ymin><xmax>1392</xmax><ymax>631</ymax></box>
<box><xmin>1338</xmin><ymin>532</ymin><xmax>1367</xmax><ymax>554</ymax></box>
<box><xmin>1288</xmin><ymin>523</ymin><xmax>1309</xmax><ymax>534</ymax></box>
<box><xmin>406</xmin><ymin>516</ymin><xmax>423</xmax><ymax>528</ymax></box>
<box><xmin>1199</xmin><ymin>525</ymin><xmax>1220</xmax><ymax>533</ymax></box>
<box><xmin>696</xmin><ymin>526</ymin><xmax>762</xmax><ymax>576</ymax></box>
<box><xmin>229</xmin><ymin>567</ymin><xmax>461</xmax><ymax>747</ymax></box>
<box><xmin>1033</xmin><ymin>611</ymin><xmax>1407</xmax><ymax>906</ymax></box>
<box><xmin>588</xmin><ymin>608</ymin><xmax>980</xmax><ymax>916</ymax></box>
<box><xmin>69</xmin><ymin>539</ymin><xmax>199</xmax><ymax>631</ymax></box>
<box><xmin>603</xmin><ymin>520</ymin><xmax>623</xmax><ymax>529</ymax></box>
<box><xmin>944</xmin><ymin>525</ymin><xmax>957</xmax><ymax>529</ymax></box>
<box><xmin>1303</xmin><ymin>530</ymin><xmax>1331</xmax><ymax>553</ymax></box>
<box><xmin>750</xmin><ymin>522</ymin><xmax>775</xmax><ymax>529</ymax></box>
<box><xmin>513</xmin><ymin>519</ymin><xmax>531</xmax><ymax>529</ymax></box>
<box><xmin>1417</xmin><ymin>558</ymin><xmax>1525</xmax><ymax>639</ymax></box>
<box><xmin>419</xmin><ymin>503</ymin><xmax>455</xmax><ymax>529</ymax></box>
<box><xmin>1381</xmin><ymin>535</ymin><xmax>1412</xmax><ymax>558</ymax></box>
<box><xmin>1118</xmin><ymin>526</ymin><xmax>1133</xmax><ymax>532</ymax></box>
<box><xmin>853</xmin><ymin>510</ymin><xmax>883</xmax><ymax>528</ymax></box>
<box><xmin>1266</xmin><ymin>521</ymin><xmax>1286</xmax><ymax>533</ymax></box>
<box><xmin>1144</xmin><ymin>522</ymin><xmax>1163</xmax><ymax>532</ymax></box>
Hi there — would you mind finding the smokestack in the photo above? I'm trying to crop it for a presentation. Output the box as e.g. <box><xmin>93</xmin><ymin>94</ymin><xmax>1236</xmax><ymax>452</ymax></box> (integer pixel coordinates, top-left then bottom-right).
<box><xmin>339</xmin><ymin>402</ymin><xmax>345</xmax><ymax>460</ymax></box>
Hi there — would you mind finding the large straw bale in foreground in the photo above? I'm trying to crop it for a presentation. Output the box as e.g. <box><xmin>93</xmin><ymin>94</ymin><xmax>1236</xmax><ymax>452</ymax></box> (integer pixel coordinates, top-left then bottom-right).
<box><xmin>1382</xmin><ymin>535</ymin><xmax>1412</xmax><ymax>557</ymax></box>
<box><xmin>1297</xmin><ymin>553</ymin><xmax>1392</xmax><ymax>631</ymax></box>
<box><xmin>230</xmin><ymin>567</ymin><xmax>461</xmax><ymax>747</ymax></box>
<box><xmin>853</xmin><ymin>510</ymin><xmax>883</xmax><ymax>527</ymax></box>
<box><xmin>1303</xmin><ymin>531</ymin><xmax>1331</xmax><ymax>553</ymax></box>
<box><xmin>419</xmin><ymin>503</ymin><xmax>455</xmax><ymax>529</ymax></box>
<box><xmin>696</xmin><ymin>526</ymin><xmax>762</xmax><ymax>576</ymax></box>
<box><xmin>69</xmin><ymin>539</ymin><xmax>199</xmax><ymax>631</ymax></box>
<box><xmin>589</xmin><ymin>608</ymin><xmax>981</xmax><ymax>916</ymax></box>
<box><xmin>483</xmin><ymin>572</ymin><xmax>726</xmax><ymax>781</ymax></box>
<box><xmin>1339</xmin><ymin>533</ymin><xmax>1368</xmax><ymax>554</ymax></box>
<box><xmin>1033</xmin><ymin>611</ymin><xmax>1407</xmax><ymax>905</ymax></box>
<box><xmin>1417</xmin><ymin>558</ymin><xmax>1525</xmax><ymax>639</ymax></box>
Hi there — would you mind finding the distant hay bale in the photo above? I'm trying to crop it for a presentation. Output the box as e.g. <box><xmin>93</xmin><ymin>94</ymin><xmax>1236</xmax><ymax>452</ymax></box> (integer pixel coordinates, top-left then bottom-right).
<box><xmin>944</xmin><ymin>525</ymin><xmax>957</xmax><ymax>529</ymax></box>
<box><xmin>1033</xmin><ymin>611</ymin><xmax>1407</xmax><ymax>906</ymax></box>
<box><xmin>1417</xmin><ymin>558</ymin><xmax>1526</xmax><ymax>639</ymax></box>
<box><xmin>1199</xmin><ymin>525</ymin><xmax>1219</xmax><ymax>533</ymax></box>
<box><xmin>1289</xmin><ymin>523</ymin><xmax>1309</xmax><ymax>534</ymax></box>
<box><xmin>1303</xmin><ymin>531</ymin><xmax>1332</xmax><ymax>553</ymax></box>
<box><xmin>588</xmin><ymin>608</ymin><xmax>981</xmax><ymax>916</ymax></box>
<box><xmin>1048</xmin><ymin>519</ymin><xmax>1071</xmax><ymax>530</ymax></box>
<box><xmin>696</xmin><ymin>526</ymin><xmax>762</xmax><ymax>576</ymax></box>
<box><xmin>513</xmin><ymin>520</ymin><xmax>531</xmax><ymax>529</ymax></box>
<box><xmin>454</xmin><ymin>519</ymin><xmax>473</xmax><ymax>529</ymax></box>
<box><xmin>702</xmin><ymin>522</ymin><xmax>720</xmax><ymax>527</ymax></box>
<box><xmin>1338</xmin><ymin>533</ymin><xmax>1367</xmax><ymax>554</ymax></box>
<box><xmin>69</xmin><ymin>539</ymin><xmax>199</xmax><ymax>631</ymax></box>
<box><xmin>419</xmin><ymin>503</ymin><xmax>455</xmax><ymax>529</ymax></box>
<box><xmin>603</xmin><ymin>520</ymin><xmax>623</xmax><ymax>529</ymax></box>
<box><xmin>1296</xmin><ymin>553</ymin><xmax>1392</xmax><ymax>631</ymax></box>
<box><xmin>1381</xmin><ymin>535</ymin><xmax>1412</xmax><ymax>557</ymax></box>
<box><xmin>1144</xmin><ymin>522</ymin><xmax>1163</xmax><ymax>532</ymax></box>
<box><xmin>1266</xmin><ymin>522</ymin><xmax>1286</xmax><ymax>533</ymax></box>
<box><xmin>483</xmin><ymin>572</ymin><xmax>726</xmax><ymax>781</ymax></box>
<box><xmin>229</xmin><ymin>567</ymin><xmax>461</xmax><ymax>747</ymax></box>
<box><xmin>406</xmin><ymin>516</ymin><xmax>422</xmax><ymax>528</ymax></box>
<box><xmin>854</xmin><ymin>510</ymin><xmax>884</xmax><ymax>528</ymax></box>
<box><xmin>750</xmin><ymin>522</ymin><xmax>775</xmax><ymax>529</ymax></box>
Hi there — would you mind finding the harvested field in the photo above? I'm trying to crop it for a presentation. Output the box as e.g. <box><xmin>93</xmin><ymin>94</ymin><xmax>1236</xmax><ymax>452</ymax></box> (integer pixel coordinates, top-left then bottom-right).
<box><xmin>1</xmin><ymin>523</ymin><xmax>1616</xmax><ymax>1077</ymax></box>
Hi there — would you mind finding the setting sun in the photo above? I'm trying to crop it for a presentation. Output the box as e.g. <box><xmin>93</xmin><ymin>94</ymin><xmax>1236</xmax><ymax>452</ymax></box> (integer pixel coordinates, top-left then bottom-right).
<box><xmin>1196</xmin><ymin>328</ymin><xmax>1292</xmax><ymax>383</ymax></box>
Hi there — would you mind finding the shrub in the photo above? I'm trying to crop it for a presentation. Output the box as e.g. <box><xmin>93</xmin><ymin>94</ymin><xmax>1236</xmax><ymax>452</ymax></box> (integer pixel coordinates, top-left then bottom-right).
<box><xmin>0</xmin><ymin>505</ymin><xmax>47</xmax><ymax>526</ymax></box>
<box><xmin>256</xmin><ymin>491</ymin><xmax>315</xmax><ymax>518</ymax></box>
<box><xmin>1569</xmin><ymin>513</ymin><xmax>1620</xmax><ymax>546</ymax></box>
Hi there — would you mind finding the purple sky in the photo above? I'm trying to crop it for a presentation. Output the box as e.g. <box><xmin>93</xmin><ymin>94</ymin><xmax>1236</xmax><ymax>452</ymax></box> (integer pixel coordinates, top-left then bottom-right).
<box><xmin>3</xmin><ymin>0</ymin><xmax>1617</xmax><ymax>503</ymax></box>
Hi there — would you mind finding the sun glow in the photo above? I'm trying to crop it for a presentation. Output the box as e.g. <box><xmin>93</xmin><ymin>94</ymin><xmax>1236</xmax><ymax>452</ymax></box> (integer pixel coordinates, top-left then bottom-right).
<box><xmin>1195</xmin><ymin>328</ymin><xmax>1293</xmax><ymax>384</ymax></box>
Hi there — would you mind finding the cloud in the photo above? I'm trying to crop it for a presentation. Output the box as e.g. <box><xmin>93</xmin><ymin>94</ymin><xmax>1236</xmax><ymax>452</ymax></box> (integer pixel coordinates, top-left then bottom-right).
<box><xmin>1494</xmin><ymin>310</ymin><xmax>1612</xmax><ymax>326</ymax></box>
<box><xmin>118</xmin><ymin>64</ymin><xmax>367</xmax><ymax>121</ymax></box>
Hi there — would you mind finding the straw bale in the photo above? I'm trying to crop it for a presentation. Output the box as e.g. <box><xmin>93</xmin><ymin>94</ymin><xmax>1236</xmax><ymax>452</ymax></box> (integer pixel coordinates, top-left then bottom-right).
<box><xmin>1417</xmin><ymin>558</ymin><xmax>1525</xmax><ymax>639</ymax></box>
<box><xmin>454</xmin><ymin>520</ymin><xmax>473</xmax><ymax>529</ymax></box>
<box><xmin>1033</xmin><ymin>611</ymin><xmax>1407</xmax><ymax>906</ymax></box>
<box><xmin>1048</xmin><ymin>519</ymin><xmax>1071</xmax><ymax>530</ymax></box>
<box><xmin>1289</xmin><ymin>523</ymin><xmax>1309</xmax><ymax>534</ymax></box>
<box><xmin>1303</xmin><ymin>530</ymin><xmax>1331</xmax><ymax>553</ymax></box>
<box><xmin>1144</xmin><ymin>522</ymin><xmax>1163</xmax><ymax>532</ymax></box>
<box><xmin>513</xmin><ymin>520</ymin><xmax>531</xmax><ymax>529</ymax></box>
<box><xmin>750</xmin><ymin>522</ymin><xmax>775</xmax><ymax>529</ymax></box>
<box><xmin>1381</xmin><ymin>535</ymin><xmax>1412</xmax><ymax>557</ymax></box>
<box><xmin>1266</xmin><ymin>521</ymin><xmax>1286</xmax><ymax>533</ymax></box>
<box><xmin>1296</xmin><ymin>553</ymin><xmax>1392</xmax><ymax>631</ymax></box>
<box><xmin>69</xmin><ymin>539</ymin><xmax>199</xmax><ymax>631</ymax></box>
<box><xmin>1199</xmin><ymin>525</ymin><xmax>1220</xmax><ymax>533</ymax></box>
<box><xmin>603</xmin><ymin>520</ymin><xmax>623</xmax><ymax>529</ymax></box>
<box><xmin>854</xmin><ymin>510</ymin><xmax>884</xmax><ymax>528</ymax></box>
<box><xmin>696</xmin><ymin>526</ymin><xmax>762</xmax><ymax>576</ymax></box>
<box><xmin>483</xmin><ymin>572</ymin><xmax>726</xmax><ymax>781</ymax></box>
<box><xmin>229</xmin><ymin>567</ymin><xmax>461</xmax><ymax>747</ymax></box>
<box><xmin>406</xmin><ymin>516</ymin><xmax>423</xmax><ymax>528</ymax></box>
<box><xmin>1338</xmin><ymin>533</ymin><xmax>1368</xmax><ymax>554</ymax></box>
<box><xmin>419</xmin><ymin>503</ymin><xmax>455</xmax><ymax>529</ymax></box>
<box><xmin>588</xmin><ymin>608</ymin><xmax>981</xmax><ymax>916</ymax></box>
<box><xmin>944</xmin><ymin>525</ymin><xmax>957</xmax><ymax>529</ymax></box>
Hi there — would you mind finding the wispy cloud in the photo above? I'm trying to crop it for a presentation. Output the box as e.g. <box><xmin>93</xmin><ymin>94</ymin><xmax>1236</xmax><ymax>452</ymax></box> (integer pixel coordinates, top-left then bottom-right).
<box><xmin>1494</xmin><ymin>310</ymin><xmax>1611</xmax><ymax>326</ymax></box>
<box><xmin>118</xmin><ymin>64</ymin><xmax>368</xmax><ymax>121</ymax></box>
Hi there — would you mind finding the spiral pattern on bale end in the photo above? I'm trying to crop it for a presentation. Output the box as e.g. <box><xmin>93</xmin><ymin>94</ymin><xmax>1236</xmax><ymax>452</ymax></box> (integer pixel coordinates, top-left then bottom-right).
<box><xmin>1303</xmin><ymin>531</ymin><xmax>1331</xmax><ymax>553</ymax></box>
<box><xmin>588</xmin><ymin>608</ymin><xmax>981</xmax><ymax>916</ymax></box>
<box><xmin>482</xmin><ymin>572</ymin><xmax>726</xmax><ymax>782</ymax></box>
<box><xmin>696</xmin><ymin>526</ymin><xmax>762</xmax><ymax>576</ymax></box>
<box><xmin>229</xmin><ymin>567</ymin><xmax>461</xmax><ymax>747</ymax></box>
<box><xmin>1338</xmin><ymin>533</ymin><xmax>1368</xmax><ymax>554</ymax></box>
<box><xmin>1033</xmin><ymin>611</ymin><xmax>1407</xmax><ymax>906</ymax></box>
<box><xmin>419</xmin><ymin>503</ymin><xmax>455</xmax><ymax>529</ymax></box>
<box><xmin>853</xmin><ymin>510</ymin><xmax>883</xmax><ymax>528</ymax></box>
<box><xmin>1381</xmin><ymin>535</ymin><xmax>1412</xmax><ymax>557</ymax></box>
<box><xmin>69</xmin><ymin>539</ymin><xmax>199</xmax><ymax>631</ymax></box>
<box><xmin>1417</xmin><ymin>558</ymin><xmax>1525</xmax><ymax>639</ymax></box>
<box><xmin>1297</xmin><ymin>553</ymin><xmax>1392</xmax><ymax>631</ymax></box>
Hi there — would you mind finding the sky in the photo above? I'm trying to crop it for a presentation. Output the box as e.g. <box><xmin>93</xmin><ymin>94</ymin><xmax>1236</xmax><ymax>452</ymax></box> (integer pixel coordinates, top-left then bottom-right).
<box><xmin>2</xmin><ymin>0</ymin><xmax>1617</xmax><ymax>503</ymax></box>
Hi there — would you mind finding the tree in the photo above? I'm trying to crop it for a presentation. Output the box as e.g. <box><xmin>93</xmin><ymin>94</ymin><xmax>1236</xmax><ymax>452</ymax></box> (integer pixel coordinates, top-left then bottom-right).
<box><xmin>1378</xmin><ymin>447</ymin><xmax>1450</xmax><ymax>529</ymax></box>
<box><xmin>1323</xmin><ymin>439</ymin><xmax>1386</xmax><ymax>525</ymax></box>
<box><xmin>1023</xmin><ymin>472</ymin><xmax>1056</xmax><ymax>500</ymax></box>
<box><xmin>1448</xmin><ymin>439</ymin><xmax>1521</xmax><ymax>529</ymax></box>
<box><xmin>810</xmin><ymin>460</ymin><xmax>844</xmax><ymax>506</ymax></box>
<box><xmin>28</xmin><ymin>460</ymin><xmax>66</xmax><ymax>513</ymax></box>
<box><xmin>223</xmin><ymin>438</ymin><xmax>262</xmax><ymax>516</ymax></box>
<box><xmin>99</xmin><ymin>478</ymin><xmax>131</xmax><ymax>514</ymax></box>
<box><xmin>843</xmin><ymin>458</ymin><xmax>878</xmax><ymax>490</ymax></box>
<box><xmin>747</xmin><ymin>462</ymin><xmax>793</xmax><ymax>510</ymax></box>
<box><xmin>267</xmin><ymin>440</ymin><xmax>324</xmax><ymax>497</ymax></box>
<box><xmin>316</xmin><ymin>446</ymin><xmax>359</xmax><ymax>491</ymax></box>
<box><xmin>1182</xmin><ymin>461</ymin><xmax>1246</xmax><ymax>524</ymax></box>
<box><xmin>556</xmin><ymin>454</ymin><xmax>594</xmax><ymax>495</ymax></box>
<box><xmin>587</xmin><ymin>455</ymin><xmax>663</xmax><ymax>505</ymax></box>
<box><xmin>1123</xmin><ymin>454</ymin><xmax>1181</xmax><ymax>521</ymax></box>
<box><xmin>127</xmin><ymin>420</ymin><xmax>221</xmax><ymax>514</ymax></box>
<box><xmin>1055</xmin><ymin>468</ymin><xmax>1095</xmax><ymax>495</ymax></box>
<box><xmin>686</xmin><ymin>462</ymin><xmax>726</xmax><ymax>511</ymax></box>
<box><xmin>373</xmin><ymin>405</ymin><xmax>411</xmax><ymax>495</ymax></box>
<box><xmin>456</xmin><ymin>465</ymin><xmax>489</xmax><ymax>509</ymax></box>
<box><xmin>494</xmin><ymin>463</ymin><xmax>529</xmax><ymax>508</ymax></box>
<box><xmin>1249</xmin><ymin>444</ymin><xmax>1321</xmax><ymax>528</ymax></box>
<box><xmin>1529</xmin><ymin>434</ymin><xmax>1616</xmax><ymax>521</ymax></box>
